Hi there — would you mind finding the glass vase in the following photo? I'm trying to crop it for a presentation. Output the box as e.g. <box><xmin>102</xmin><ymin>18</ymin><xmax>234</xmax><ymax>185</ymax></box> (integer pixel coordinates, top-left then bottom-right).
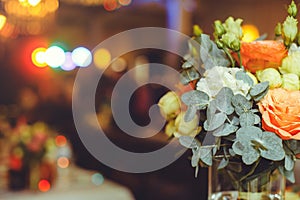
<box><xmin>208</xmin><ymin>159</ymin><xmax>285</xmax><ymax>200</ymax></box>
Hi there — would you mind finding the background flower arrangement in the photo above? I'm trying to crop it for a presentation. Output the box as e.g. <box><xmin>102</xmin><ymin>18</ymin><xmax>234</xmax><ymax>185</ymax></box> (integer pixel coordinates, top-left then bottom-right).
<box><xmin>159</xmin><ymin>0</ymin><xmax>300</xmax><ymax>190</ymax></box>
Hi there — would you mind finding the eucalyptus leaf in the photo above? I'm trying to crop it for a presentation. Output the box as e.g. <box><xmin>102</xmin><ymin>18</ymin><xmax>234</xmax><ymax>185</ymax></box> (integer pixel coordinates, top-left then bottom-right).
<box><xmin>218</xmin><ymin>158</ymin><xmax>229</xmax><ymax>170</ymax></box>
<box><xmin>199</xmin><ymin>34</ymin><xmax>231</xmax><ymax>69</ymax></box>
<box><xmin>253</xmin><ymin>88</ymin><xmax>269</xmax><ymax>102</ymax></box>
<box><xmin>215</xmin><ymin>87</ymin><xmax>234</xmax><ymax>115</ymax></box>
<box><xmin>179</xmin><ymin>136</ymin><xmax>199</xmax><ymax>149</ymax></box>
<box><xmin>259</xmin><ymin>131</ymin><xmax>285</xmax><ymax>161</ymax></box>
<box><xmin>231</xmin><ymin>94</ymin><xmax>252</xmax><ymax>110</ymax></box>
<box><xmin>213</xmin><ymin>123</ymin><xmax>238</xmax><ymax>137</ymax></box>
<box><xmin>241</xmin><ymin>146</ymin><xmax>260</xmax><ymax>165</ymax></box>
<box><xmin>235</xmin><ymin>71</ymin><xmax>254</xmax><ymax>86</ymax></box>
<box><xmin>184</xmin><ymin>105</ymin><xmax>197</xmax><ymax>122</ymax></box>
<box><xmin>180</xmin><ymin>71</ymin><xmax>191</xmax><ymax>85</ymax></box>
<box><xmin>191</xmin><ymin>150</ymin><xmax>200</xmax><ymax>167</ymax></box>
<box><xmin>250</xmin><ymin>81</ymin><xmax>269</xmax><ymax>97</ymax></box>
<box><xmin>200</xmin><ymin>147</ymin><xmax>213</xmax><ymax>166</ymax></box>
<box><xmin>239</xmin><ymin>112</ymin><xmax>256</xmax><ymax>127</ymax></box>
<box><xmin>181</xmin><ymin>90</ymin><xmax>209</xmax><ymax>107</ymax></box>
<box><xmin>253</xmin><ymin>114</ymin><xmax>261</xmax><ymax>124</ymax></box>
<box><xmin>204</xmin><ymin>112</ymin><xmax>227</xmax><ymax>131</ymax></box>
<box><xmin>285</xmin><ymin>154</ymin><xmax>295</xmax><ymax>171</ymax></box>
<box><xmin>279</xmin><ymin>166</ymin><xmax>295</xmax><ymax>183</ymax></box>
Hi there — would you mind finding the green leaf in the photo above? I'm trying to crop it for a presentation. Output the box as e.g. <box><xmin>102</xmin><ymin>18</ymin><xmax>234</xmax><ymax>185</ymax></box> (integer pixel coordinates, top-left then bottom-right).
<box><xmin>279</xmin><ymin>166</ymin><xmax>295</xmax><ymax>183</ymax></box>
<box><xmin>199</xmin><ymin>146</ymin><xmax>213</xmax><ymax>166</ymax></box>
<box><xmin>181</xmin><ymin>90</ymin><xmax>209</xmax><ymax>107</ymax></box>
<box><xmin>252</xmin><ymin>88</ymin><xmax>269</xmax><ymax>102</ymax></box>
<box><xmin>204</xmin><ymin>112</ymin><xmax>227</xmax><ymax>131</ymax></box>
<box><xmin>235</xmin><ymin>71</ymin><xmax>254</xmax><ymax>86</ymax></box>
<box><xmin>182</xmin><ymin>60</ymin><xmax>193</xmax><ymax>69</ymax></box>
<box><xmin>239</xmin><ymin>112</ymin><xmax>256</xmax><ymax>127</ymax></box>
<box><xmin>241</xmin><ymin>146</ymin><xmax>260</xmax><ymax>165</ymax></box>
<box><xmin>285</xmin><ymin>154</ymin><xmax>295</xmax><ymax>171</ymax></box>
<box><xmin>253</xmin><ymin>114</ymin><xmax>261</xmax><ymax>124</ymax></box>
<box><xmin>232</xmin><ymin>94</ymin><xmax>252</xmax><ymax>110</ymax></box>
<box><xmin>213</xmin><ymin>123</ymin><xmax>238</xmax><ymax>137</ymax></box>
<box><xmin>260</xmin><ymin>131</ymin><xmax>285</xmax><ymax>161</ymax></box>
<box><xmin>218</xmin><ymin>158</ymin><xmax>229</xmax><ymax>170</ymax></box>
<box><xmin>179</xmin><ymin>136</ymin><xmax>199</xmax><ymax>149</ymax></box>
<box><xmin>180</xmin><ymin>68</ymin><xmax>200</xmax><ymax>85</ymax></box>
<box><xmin>215</xmin><ymin>87</ymin><xmax>234</xmax><ymax>115</ymax></box>
<box><xmin>184</xmin><ymin>105</ymin><xmax>197</xmax><ymax>122</ymax></box>
<box><xmin>199</xmin><ymin>34</ymin><xmax>231</xmax><ymax>70</ymax></box>
<box><xmin>250</xmin><ymin>81</ymin><xmax>269</xmax><ymax>97</ymax></box>
<box><xmin>191</xmin><ymin>149</ymin><xmax>200</xmax><ymax>167</ymax></box>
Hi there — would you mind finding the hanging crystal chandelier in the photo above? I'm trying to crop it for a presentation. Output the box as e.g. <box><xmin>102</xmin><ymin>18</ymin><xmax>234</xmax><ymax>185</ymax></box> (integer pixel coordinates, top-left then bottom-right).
<box><xmin>0</xmin><ymin>0</ymin><xmax>59</xmax><ymax>36</ymax></box>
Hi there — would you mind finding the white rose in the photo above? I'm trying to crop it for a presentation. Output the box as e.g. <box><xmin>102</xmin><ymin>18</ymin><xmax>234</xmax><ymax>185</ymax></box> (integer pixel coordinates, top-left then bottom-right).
<box><xmin>196</xmin><ymin>66</ymin><xmax>251</xmax><ymax>99</ymax></box>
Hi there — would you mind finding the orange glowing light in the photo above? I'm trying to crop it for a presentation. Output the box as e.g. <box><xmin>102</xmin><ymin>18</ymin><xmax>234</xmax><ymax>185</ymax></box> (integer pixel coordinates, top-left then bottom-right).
<box><xmin>32</xmin><ymin>47</ymin><xmax>47</xmax><ymax>68</ymax></box>
<box><xmin>0</xmin><ymin>15</ymin><xmax>7</xmax><ymax>31</ymax></box>
<box><xmin>103</xmin><ymin>0</ymin><xmax>118</xmax><ymax>11</ymax></box>
<box><xmin>242</xmin><ymin>24</ymin><xmax>260</xmax><ymax>42</ymax></box>
<box><xmin>55</xmin><ymin>135</ymin><xmax>67</xmax><ymax>147</ymax></box>
<box><xmin>38</xmin><ymin>179</ymin><xmax>51</xmax><ymax>192</ymax></box>
<box><xmin>118</xmin><ymin>0</ymin><xmax>131</xmax><ymax>6</ymax></box>
<box><xmin>57</xmin><ymin>157</ymin><xmax>69</xmax><ymax>169</ymax></box>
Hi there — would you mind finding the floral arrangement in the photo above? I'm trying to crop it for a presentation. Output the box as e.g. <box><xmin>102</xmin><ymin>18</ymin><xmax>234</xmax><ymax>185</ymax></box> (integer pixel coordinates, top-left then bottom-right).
<box><xmin>6</xmin><ymin>117</ymin><xmax>57</xmax><ymax>190</ymax></box>
<box><xmin>158</xmin><ymin>0</ymin><xmax>300</xmax><ymax>188</ymax></box>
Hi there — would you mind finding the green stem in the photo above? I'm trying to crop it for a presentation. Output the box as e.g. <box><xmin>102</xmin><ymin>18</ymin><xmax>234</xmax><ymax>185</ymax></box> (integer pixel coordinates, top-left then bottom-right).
<box><xmin>237</xmin><ymin>51</ymin><xmax>245</xmax><ymax>71</ymax></box>
<box><xmin>224</xmin><ymin>48</ymin><xmax>235</xmax><ymax>67</ymax></box>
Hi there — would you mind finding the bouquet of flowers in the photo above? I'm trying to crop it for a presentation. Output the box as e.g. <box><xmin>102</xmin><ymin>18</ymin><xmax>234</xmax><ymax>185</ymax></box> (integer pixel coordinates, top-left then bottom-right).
<box><xmin>8</xmin><ymin>118</ymin><xmax>57</xmax><ymax>190</ymax></box>
<box><xmin>158</xmin><ymin>0</ymin><xmax>300</xmax><ymax>190</ymax></box>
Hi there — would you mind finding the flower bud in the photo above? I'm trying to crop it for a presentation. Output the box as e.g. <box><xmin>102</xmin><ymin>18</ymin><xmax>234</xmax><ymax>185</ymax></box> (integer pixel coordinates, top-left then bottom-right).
<box><xmin>280</xmin><ymin>51</ymin><xmax>300</xmax><ymax>76</ymax></box>
<box><xmin>288</xmin><ymin>0</ymin><xmax>297</xmax><ymax>18</ymax></box>
<box><xmin>223</xmin><ymin>17</ymin><xmax>243</xmax><ymax>39</ymax></box>
<box><xmin>173</xmin><ymin>112</ymin><xmax>200</xmax><ymax>138</ymax></box>
<box><xmin>214</xmin><ymin>20</ymin><xmax>225</xmax><ymax>37</ymax></box>
<box><xmin>221</xmin><ymin>32</ymin><xmax>240</xmax><ymax>51</ymax></box>
<box><xmin>165</xmin><ymin>120</ymin><xmax>176</xmax><ymax>137</ymax></box>
<box><xmin>193</xmin><ymin>25</ymin><xmax>203</xmax><ymax>37</ymax></box>
<box><xmin>282</xmin><ymin>16</ymin><xmax>298</xmax><ymax>45</ymax></box>
<box><xmin>256</xmin><ymin>68</ymin><xmax>282</xmax><ymax>88</ymax></box>
<box><xmin>158</xmin><ymin>91</ymin><xmax>180</xmax><ymax>120</ymax></box>
<box><xmin>274</xmin><ymin>23</ymin><xmax>282</xmax><ymax>36</ymax></box>
<box><xmin>281</xmin><ymin>73</ymin><xmax>300</xmax><ymax>90</ymax></box>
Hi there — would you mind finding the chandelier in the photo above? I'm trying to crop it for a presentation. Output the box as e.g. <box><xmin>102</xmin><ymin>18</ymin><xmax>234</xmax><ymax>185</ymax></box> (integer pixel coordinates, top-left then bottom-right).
<box><xmin>0</xmin><ymin>0</ymin><xmax>59</xmax><ymax>37</ymax></box>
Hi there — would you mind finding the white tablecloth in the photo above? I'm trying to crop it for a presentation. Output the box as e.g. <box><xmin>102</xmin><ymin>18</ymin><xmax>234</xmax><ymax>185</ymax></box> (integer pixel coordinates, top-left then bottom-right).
<box><xmin>0</xmin><ymin>166</ymin><xmax>135</xmax><ymax>200</ymax></box>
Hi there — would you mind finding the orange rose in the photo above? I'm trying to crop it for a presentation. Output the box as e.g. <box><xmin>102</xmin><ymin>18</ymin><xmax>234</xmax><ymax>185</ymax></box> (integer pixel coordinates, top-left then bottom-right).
<box><xmin>258</xmin><ymin>88</ymin><xmax>300</xmax><ymax>140</ymax></box>
<box><xmin>235</xmin><ymin>41</ymin><xmax>288</xmax><ymax>73</ymax></box>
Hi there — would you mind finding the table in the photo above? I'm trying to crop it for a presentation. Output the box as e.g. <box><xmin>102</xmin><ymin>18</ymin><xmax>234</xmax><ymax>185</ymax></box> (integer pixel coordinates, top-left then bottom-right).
<box><xmin>0</xmin><ymin>166</ymin><xmax>135</xmax><ymax>200</ymax></box>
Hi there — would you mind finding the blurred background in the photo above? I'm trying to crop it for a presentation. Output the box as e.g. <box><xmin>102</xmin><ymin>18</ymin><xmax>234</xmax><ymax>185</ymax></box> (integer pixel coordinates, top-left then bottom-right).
<box><xmin>0</xmin><ymin>0</ymin><xmax>296</xmax><ymax>200</ymax></box>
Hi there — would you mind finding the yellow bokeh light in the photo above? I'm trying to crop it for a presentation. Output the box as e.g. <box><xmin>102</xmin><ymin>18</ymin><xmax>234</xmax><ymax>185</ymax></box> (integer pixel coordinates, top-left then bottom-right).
<box><xmin>28</xmin><ymin>0</ymin><xmax>42</xmax><ymax>7</ymax></box>
<box><xmin>242</xmin><ymin>24</ymin><xmax>260</xmax><ymax>42</ymax></box>
<box><xmin>0</xmin><ymin>15</ymin><xmax>7</xmax><ymax>31</ymax></box>
<box><xmin>93</xmin><ymin>48</ymin><xmax>111</xmax><ymax>69</ymax></box>
<box><xmin>57</xmin><ymin>157</ymin><xmax>70</xmax><ymax>169</ymax></box>
<box><xmin>32</xmin><ymin>47</ymin><xmax>47</xmax><ymax>68</ymax></box>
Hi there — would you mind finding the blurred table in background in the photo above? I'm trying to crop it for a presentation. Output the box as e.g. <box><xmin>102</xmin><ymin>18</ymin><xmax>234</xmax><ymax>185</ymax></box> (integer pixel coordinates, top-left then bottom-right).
<box><xmin>0</xmin><ymin>165</ymin><xmax>135</xmax><ymax>200</ymax></box>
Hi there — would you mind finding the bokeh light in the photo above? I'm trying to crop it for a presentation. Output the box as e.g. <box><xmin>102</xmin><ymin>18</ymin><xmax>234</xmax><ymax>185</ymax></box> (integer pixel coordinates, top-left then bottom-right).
<box><xmin>28</xmin><ymin>0</ymin><xmax>42</xmax><ymax>7</ymax></box>
<box><xmin>55</xmin><ymin>135</ymin><xmax>67</xmax><ymax>147</ymax></box>
<box><xmin>57</xmin><ymin>157</ymin><xmax>70</xmax><ymax>168</ymax></box>
<box><xmin>242</xmin><ymin>24</ymin><xmax>260</xmax><ymax>42</ymax></box>
<box><xmin>91</xmin><ymin>173</ymin><xmax>104</xmax><ymax>186</ymax></box>
<box><xmin>93</xmin><ymin>48</ymin><xmax>111</xmax><ymax>69</ymax></box>
<box><xmin>118</xmin><ymin>0</ymin><xmax>132</xmax><ymax>6</ymax></box>
<box><xmin>71</xmin><ymin>47</ymin><xmax>92</xmax><ymax>67</ymax></box>
<box><xmin>61</xmin><ymin>52</ymin><xmax>76</xmax><ymax>71</ymax></box>
<box><xmin>111</xmin><ymin>58</ymin><xmax>127</xmax><ymax>72</ymax></box>
<box><xmin>44</xmin><ymin>46</ymin><xmax>66</xmax><ymax>68</ymax></box>
<box><xmin>38</xmin><ymin>179</ymin><xmax>51</xmax><ymax>192</ymax></box>
<box><xmin>0</xmin><ymin>15</ymin><xmax>7</xmax><ymax>31</ymax></box>
<box><xmin>31</xmin><ymin>47</ymin><xmax>47</xmax><ymax>68</ymax></box>
<box><xmin>103</xmin><ymin>0</ymin><xmax>118</xmax><ymax>11</ymax></box>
